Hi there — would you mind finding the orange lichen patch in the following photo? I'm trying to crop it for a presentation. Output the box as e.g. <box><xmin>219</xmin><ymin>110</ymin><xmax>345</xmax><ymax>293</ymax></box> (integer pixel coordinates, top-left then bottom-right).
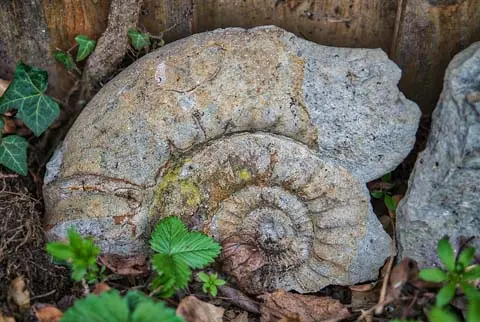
<box><xmin>113</xmin><ymin>214</ymin><xmax>134</xmax><ymax>225</ymax></box>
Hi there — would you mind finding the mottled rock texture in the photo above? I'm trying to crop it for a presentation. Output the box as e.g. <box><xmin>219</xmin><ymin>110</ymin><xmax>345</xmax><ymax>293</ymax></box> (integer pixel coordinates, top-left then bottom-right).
<box><xmin>397</xmin><ymin>42</ymin><xmax>480</xmax><ymax>268</ymax></box>
<box><xmin>44</xmin><ymin>26</ymin><xmax>420</xmax><ymax>293</ymax></box>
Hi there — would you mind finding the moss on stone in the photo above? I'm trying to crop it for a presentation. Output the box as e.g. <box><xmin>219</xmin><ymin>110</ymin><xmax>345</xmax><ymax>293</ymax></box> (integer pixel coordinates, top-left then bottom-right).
<box><xmin>237</xmin><ymin>168</ymin><xmax>251</xmax><ymax>181</ymax></box>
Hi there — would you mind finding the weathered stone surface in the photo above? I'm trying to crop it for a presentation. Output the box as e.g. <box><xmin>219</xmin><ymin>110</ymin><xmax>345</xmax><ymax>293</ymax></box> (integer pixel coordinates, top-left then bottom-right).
<box><xmin>397</xmin><ymin>42</ymin><xmax>480</xmax><ymax>267</ymax></box>
<box><xmin>44</xmin><ymin>26</ymin><xmax>420</xmax><ymax>292</ymax></box>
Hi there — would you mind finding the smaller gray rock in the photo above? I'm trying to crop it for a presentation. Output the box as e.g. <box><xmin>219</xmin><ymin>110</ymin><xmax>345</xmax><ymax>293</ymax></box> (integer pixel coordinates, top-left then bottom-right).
<box><xmin>397</xmin><ymin>42</ymin><xmax>480</xmax><ymax>267</ymax></box>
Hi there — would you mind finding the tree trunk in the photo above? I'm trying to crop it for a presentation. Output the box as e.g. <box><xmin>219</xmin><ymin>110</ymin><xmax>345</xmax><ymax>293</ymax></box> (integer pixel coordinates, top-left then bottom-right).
<box><xmin>1</xmin><ymin>0</ymin><xmax>479</xmax><ymax>114</ymax></box>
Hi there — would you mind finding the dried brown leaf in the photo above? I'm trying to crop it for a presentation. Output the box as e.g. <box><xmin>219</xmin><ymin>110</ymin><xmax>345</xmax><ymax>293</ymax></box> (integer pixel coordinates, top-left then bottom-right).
<box><xmin>349</xmin><ymin>283</ymin><xmax>377</xmax><ymax>292</ymax></box>
<box><xmin>93</xmin><ymin>282</ymin><xmax>111</xmax><ymax>295</ymax></box>
<box><xmin>8</xmin><ymin>276</ymin><xmax>30</xmax><ymax>312</ymax></box>
<box><xmin>387</xmin><ymin>257</ymin><xmax>419</xmax><ymax>300</ymax></box>
<box><xmin>98</xmin><ymin>254</ymin><xmax>148</xmax><ymax>276</ymax></box>
<box><xmin>0</xmin><ymin>313</ymin><xmax>16</xmax><ymax>322</ymax></box>
<box><xmin>34</xmin><ymin>304</ymin><xmax>63</xmax><ymax>322</ymax></box>
<box><xmin>0</xmin><ymin>79</ymin><xmax>11</xmax><ymax>97</ymax></box>
<box><xmin>176</xmin><ymin>295</ymin><xmax>224</xmax><ymax>322</ymax></box>
<box><xmin>259</xmin><ymin>290</ymin><xmax>350</xmax><ymax>322</ymax></box>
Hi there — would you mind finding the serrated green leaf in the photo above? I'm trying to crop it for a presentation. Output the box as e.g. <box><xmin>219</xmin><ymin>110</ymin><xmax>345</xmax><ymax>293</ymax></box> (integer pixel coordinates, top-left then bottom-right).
<box><xmin>151</xmin><ymin>274</ymin><xmax>177</xmax><ymax>298</ymax></box>
<box><xmin>172</xmin><ymin>232</ymin><xmax>221</xmax><ymax>268</ymax></box>
<box><xmin>467</xmin><ymin>296</ymin><xmax>480</xmax><ymax>322</ymax></box>
<box><xmin>458</xmin><ymin>247</ymin><xmax>476</xmax><ymax>268</ymax></box>
<box><xmin>0</xmin><ymin>135</ymin><xmax>28</xmax><ymax>175</ymax></box>
<box><xmin>132</xmin><ymin>300</ymin><xmax>183</xmax><ymax>322</ymax></box>
<box><xmin>128</xmin><ymin>28</ymin><xmax>151</xmax><ymax>50</ymax></box>
<box><xmin>0</xmin><ymin>62</ymin><xmax>60</xmax><ymax>136</ymax></box>
<box><xmin>54</xmin><ymin>51</ymin><xmax>80</xmax><ymax>73</ymax></box>
<box><xmin>436</xmin><ymin>283</ymin><xmax>456</xmax><ymax>307</ymax></box>
<box><xmin>370</xmin><ymin>190</ymin><xmax>384</xmax><ymax>199</ymax></box>
<box><xmin>464</xmin><ymin>266</ymin><xmax>480</xmax><ymax>281</ymax></box>
<box><xmin>419</xmin><ymin>268</ymin><xmax>448</xmax><ymax>282</ymax></box>
<box><xmin>151</xmin><ymin>216</ymin><xmax>188</xmax><ymax>254</ymax></box>
<box><xmin>438</xmin><ymin>238</ymin><xmax>456</xmax><ymax>272</ymax></box>
<box><xmin>384</xmin><ymin>194</ymin><xmax>397</xmax><ymax>211</ymax></box>
<box><xmin>0</xmin><ymin>118</ymin><xmax>4</xmax><ymax>136</ymax></box>
<box><xmin>61</xmin><ymin>290</ymin><xmax>129</xmax><ymax>322</ymax></box>
<box><xmin>75</xmin><ymin>35</ymin><xmax>96</xmax><ymax>62</ymax></box>
<box><xmin>427</xmin><ymin>306</ymin><xmax>460</xmax><ymax>322</ymax></box>
<box><xmin>153</xmin><ymin>253</ymin><xmax>191</xmax><ymax>290</ymax></box>
<box><xmin>46</xmin><ymin>242</ymin><xmax>73</xmax><ymax>261</ymax></box>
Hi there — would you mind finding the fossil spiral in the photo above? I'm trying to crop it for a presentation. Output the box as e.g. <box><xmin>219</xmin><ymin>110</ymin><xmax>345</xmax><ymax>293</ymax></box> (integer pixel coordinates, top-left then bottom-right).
<box><xmin>43</xmin><ymin>26</ymin><xmax>420</xmax><ymax>293</ymax></box>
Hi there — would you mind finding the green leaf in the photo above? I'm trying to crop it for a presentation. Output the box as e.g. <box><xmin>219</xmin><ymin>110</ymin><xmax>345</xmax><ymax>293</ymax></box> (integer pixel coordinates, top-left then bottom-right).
<box><xmin>419</xmin><ymin>268</ymin><xmax>448</xmax><ymax>282</ymax></box>
<box><xmin>0</xmin><ymin>135</ymin><xmax>28</xmax><ymax>175</ymax></box>
<box><xmin>464</xmin><ymin>266</ymin><xmax>480</xmax><ymax>281</ymax></box>
<box><xmin>214</xmin><ymin>278</ymin><xmax>226</xmax><ymax>286</ymax></box>
<box><xmin>370</xmin><ymin>190</ymin><xmax>384</xmax><ymax>199</ymax></box>
<box><xmin>0</xmin><ymin>118</ymin><xmax>4</xmax><ymax>136</ymax></box>
<box><xmin>198</xmin><ymin>272</ymin><xmax>209</xmax><ymax>283</ymax></box>
<box><xmin>384</xmin><ymin>194</ymin><xmax>397</xmax><ymax>211</ymax></box>
<box><xmin>128</xmin><ymin>28</ymin><xmax>151</xmax><ymax>50</ymax></box>
<box><xmin>0</xmin><ymin>62</ymin><xmax>60</xmax><ymax>136</ymax></box>
<box><xmin>46</xmin><ymin>242</ymin><xmax>73</xmax><ymax>261</ymax></box>
<box><xmin>75</xmin><ymin>35</ymin><xmax>96</xmax><ymax>62</ymax></box>
<box><xmin>132</xmin><ymin>301</ymin><xmax>183</xmax><ymax>322</ymax></box>
<box><xmin>54</xmin><ymin>51</ymin><xmax>80</xmax><ymax>73</ymax></box>
<box><xmin>427</xmin><ymin>306</ymin><xmax>460</xmax><ymax>322</ymax></box>
<box><xmin>150</xmin><ymin>217</ymin><xmax>188</xmax><ymax>254</ymax></box>
<box><xmin>458</xmin><ymin>247</ymin><xmax>476</xmax><ymax>268</ymax></box>
<box><xmin>152</xmin><ymin>253</ymin><xmax>191</xmax><ymax>290</ymax></box>
<box><xmin>171</xmin><ymin>232</ymin><xmax>221</xmax><ymax>269</ymax></box>
<box><xmin>381</xmin><ymin>173</ymin><xmax>392</xmax><ymax>182</ymax></box>
<box><xmin>209</xmin><ymin>285</ymin><xmax>218</xmax><ymax>297</ymax></box>
<box><xmin>438</xmin><ymin>238</ymin><xmax>456</xmax><ymax>272</ymax></box>
<box><xmin>467</xmin><ymin>297</ymin><xmax>480</xmax><ymax>322</ymax></box>
<box><xmin>436</xmin><ymin>283</ymin><xmax>456</xmax><ymax>307</ymax></box>
<box><xmin>61</xmin><ymin>290</ymin><xmax>129</xmax><ymax>322</ymax></box>
<box><xmin>460</xmin><ymin>282</ymin><xmax>480</xmax><ymax>301</ymax></box>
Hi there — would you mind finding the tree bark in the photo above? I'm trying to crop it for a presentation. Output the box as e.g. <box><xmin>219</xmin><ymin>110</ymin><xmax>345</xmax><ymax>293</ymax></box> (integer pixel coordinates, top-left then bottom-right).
<box><xmin>1</xmin><ymin>0</ymin><xmax>479</xmax><ymax>114</ymax></box>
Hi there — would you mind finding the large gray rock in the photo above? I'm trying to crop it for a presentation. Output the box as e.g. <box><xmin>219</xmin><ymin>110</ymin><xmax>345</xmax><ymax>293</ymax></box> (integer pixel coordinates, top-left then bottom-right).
<box><xmin>44</xmin><ymin>26</ymin><xmax>420</xmax><ymax>293</ymax></box>
<box><xmin>397</xmin><ymin>42</ymin><xmax>480</xmax><ymax>267</ymax></box>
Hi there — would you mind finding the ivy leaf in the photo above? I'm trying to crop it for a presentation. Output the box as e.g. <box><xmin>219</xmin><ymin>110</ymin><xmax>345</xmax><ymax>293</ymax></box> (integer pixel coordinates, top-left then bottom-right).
<box><xmin>128</xmin><ymin>28</ymin><xmax>151</xmax><ymax>50</ymax></box>
<box><xmin>75</xmin><ymin>35</ymin><xmax>96</xmax><ymax>62</ymax></box>
<box><xmin>0</xmin><ymin>135</ymin><xmax>28</xmax><ymax>175</ymax></box>
<box><xmin>436</xmin><ymin>282</ymin><xmax>456</xmax><ymax>307</ymax></box>
<box><xmin>438</xmin><ymin>237</ymin><xmax>456</xmax><ymax>272</ymax></box>
<box><xmin>54</xmin><ymin>51</ymin><xmax>80</xmax><ymax>73</ymax></box>
<box><xmin>419</xmin><ymin>268</ymin><xmax>448</xmax><ymax>283</ymax></box>
<box><xmin>0</xmin><ymin>61</ymin><xmax>60</xmax><ymax>136</ymax></box>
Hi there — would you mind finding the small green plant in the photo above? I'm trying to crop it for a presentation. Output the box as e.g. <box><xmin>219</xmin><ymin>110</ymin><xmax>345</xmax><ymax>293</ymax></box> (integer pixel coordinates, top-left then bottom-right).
<box><xmin>198</xmin><ymin>272</ymin><xmax>226</xmax><ymax>297</ymax></box>
<box><xmin>370</xmin><ymin>172</ymin><xmax>397</xmax><ymax>211</ymax></box>
<box><xmin>61</xmin><ymin>289</ymin><xmax>183</xmax><ymax>322</ymax></box>
<box><xmin>54</xmin><ymin>34</ymin><xmax>96</xmax><ymax>72</ymax></box>
<box><xmin>150</xmin><ymin>216</ymin><xmax>221</xmax><ymax>298</ymax></box>
<box><xmin>46</xmin><ymin>227</ymin><xmax>103</xmax><ymax>283</ymax></box>
<box><xmin>419</xmin><ymin>237</ymin><xmax>480</xmax><ymax>322</ymax></box>
<box><xmin>0</xmin><ymin>61</ymin><xmax>60</xmax><ymax>175</ymax></box>
<box><xmin>128</xmin><ymin>28</ymin><xmax>152</xmax><ymax>51</ymax></box>
<box><xmin>74</xmin><ymin>35</ymin><xmax>97</xmax><ymax>62</ymax></box>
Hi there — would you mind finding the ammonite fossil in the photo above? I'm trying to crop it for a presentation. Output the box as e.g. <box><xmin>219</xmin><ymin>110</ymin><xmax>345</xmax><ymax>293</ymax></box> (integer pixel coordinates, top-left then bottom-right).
<box><xmin>43</xmin><ymin>26</ymin><xmax>420</xmax><ymax>293</ymax></box>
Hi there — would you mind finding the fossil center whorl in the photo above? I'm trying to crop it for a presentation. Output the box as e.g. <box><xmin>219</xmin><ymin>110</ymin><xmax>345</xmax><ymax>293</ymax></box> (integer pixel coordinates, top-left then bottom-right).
<box><xmin>150</xmin><ymin>132</ymin><xmax>369</xmax><ymax>293</ymax></box>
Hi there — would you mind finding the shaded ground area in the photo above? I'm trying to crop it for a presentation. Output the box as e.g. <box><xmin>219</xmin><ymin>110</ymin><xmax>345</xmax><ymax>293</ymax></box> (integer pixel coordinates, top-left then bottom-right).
<box><xmin>0</xmin><ymin>174</ymin><xmax>71</xmax><ymax>304</ymax></box>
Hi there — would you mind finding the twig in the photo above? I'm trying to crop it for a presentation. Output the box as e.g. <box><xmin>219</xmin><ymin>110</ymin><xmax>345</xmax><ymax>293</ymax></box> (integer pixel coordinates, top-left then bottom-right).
<box><xmin>30</xmin><ymin>289</ymin><xmax>56</xmax><ymax>301</ymax></box>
